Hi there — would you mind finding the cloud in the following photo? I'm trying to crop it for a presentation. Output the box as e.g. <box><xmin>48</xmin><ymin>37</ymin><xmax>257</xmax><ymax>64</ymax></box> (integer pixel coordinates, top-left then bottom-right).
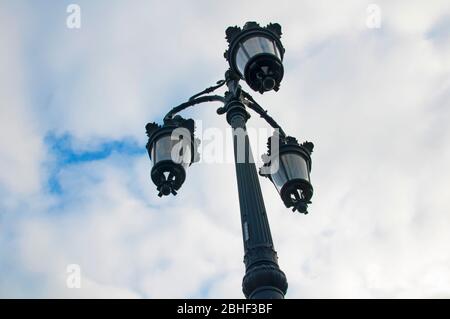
<box><xmin>0</xmin><ymin>5</ymin><xmax>44</xmax><ymax>198</ymax></box>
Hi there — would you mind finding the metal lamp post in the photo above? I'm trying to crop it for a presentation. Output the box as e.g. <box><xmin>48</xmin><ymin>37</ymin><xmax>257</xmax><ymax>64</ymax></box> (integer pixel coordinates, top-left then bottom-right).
<box><xmin>145</xmin><ymin>22</ymin><xmax>314</xmax><ymax>299</ymax></box>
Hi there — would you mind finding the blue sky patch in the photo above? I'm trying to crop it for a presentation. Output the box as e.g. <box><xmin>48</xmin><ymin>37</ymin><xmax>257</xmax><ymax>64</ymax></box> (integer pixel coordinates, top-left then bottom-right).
<box><xmin>45</xmin><ymin>132</ymin><xmax>146</xmax><ymax>193</ymax></box>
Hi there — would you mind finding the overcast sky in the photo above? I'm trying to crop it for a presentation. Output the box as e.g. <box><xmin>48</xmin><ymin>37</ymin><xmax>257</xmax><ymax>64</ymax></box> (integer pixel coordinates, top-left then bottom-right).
<box><xmin>1</xmin><ymin>0</ymin><xmax>450</xmax><ymax>298</ymax></box>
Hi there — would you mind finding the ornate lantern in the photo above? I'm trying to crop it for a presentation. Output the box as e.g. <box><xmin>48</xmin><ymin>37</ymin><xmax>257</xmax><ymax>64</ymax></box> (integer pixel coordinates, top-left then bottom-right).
<box><xmin>224</xmin><ymin>21</ymin><xmax>285</xmax><ymax>94</ymax></box>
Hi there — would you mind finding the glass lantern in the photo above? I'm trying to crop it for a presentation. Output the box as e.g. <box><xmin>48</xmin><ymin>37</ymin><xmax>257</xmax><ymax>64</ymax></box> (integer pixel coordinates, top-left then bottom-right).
<box><xmin>145</xmin><ymin>115</ymin><xmax>200</xmax><ymax>197</ymax></box>
<box><xmin>225</xmin><ymin>22</ymin><xmax>285</xmax><ymax>94</ymax></box>
<box><xmin>260</xmin><ymin>134</ymin><xmax>314</xmax><ymax>214</ymax></box>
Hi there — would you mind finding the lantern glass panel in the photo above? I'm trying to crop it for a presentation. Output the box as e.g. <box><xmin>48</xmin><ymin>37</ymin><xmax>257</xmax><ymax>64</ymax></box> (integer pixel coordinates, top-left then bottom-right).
<box><xmin>270</xmin><ymin>158</ymin><xmax>288</xmax><ymax>193</ymax></box>
<box><xmin>270</xmin><ymin>152</ymin><xmax>309</xmax><ymax>193</ymax></box>
<box><xmin>151</xmin><ymin>134</ymin><xmax>192</xmax><ymax>168</ymax></box>
<box><xmin>281</xmin><ymin>153</ymin><xmax>309</xmax><ymax>181</ymax></box>
<box><xmin>236</xmin><ymin>36</ymin><xmax>280</xmax><ymax>75</ymax></box>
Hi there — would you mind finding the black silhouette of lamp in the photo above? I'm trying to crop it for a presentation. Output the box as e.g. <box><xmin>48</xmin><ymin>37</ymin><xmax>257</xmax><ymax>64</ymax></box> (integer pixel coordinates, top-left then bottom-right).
<box><xmin>144</xmin><ymin>22</ymin><xmax>316</xmax><ymax>299</ymax></box>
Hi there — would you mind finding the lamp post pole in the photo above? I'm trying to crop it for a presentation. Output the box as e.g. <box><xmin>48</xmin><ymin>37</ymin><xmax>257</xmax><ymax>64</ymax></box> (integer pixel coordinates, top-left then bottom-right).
<box><xmin>224</xmin><ymin>72</ymin><xmax>288</xmax><ymax>299</ymax></box>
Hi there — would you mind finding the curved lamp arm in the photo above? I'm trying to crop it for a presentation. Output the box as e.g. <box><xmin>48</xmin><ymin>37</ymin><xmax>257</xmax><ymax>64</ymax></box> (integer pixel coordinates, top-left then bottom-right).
<box><xmin>164</xmin><ymin>79</ymin><xmax>227</xmax><ymax>121</ymax></box>
<box><xmin>163</xmin><ymin>78</ymin><xmax>287</xmax><ymax>139</ymax></box>
<box><xmin>189</xmin><ymin>80</ymin><xmax>226</xmax><ymax>101</ymax></box>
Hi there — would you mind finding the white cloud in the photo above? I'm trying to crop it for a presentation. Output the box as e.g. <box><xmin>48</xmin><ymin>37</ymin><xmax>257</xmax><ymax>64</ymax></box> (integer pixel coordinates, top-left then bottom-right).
<box><xmin>0</xmin><ymin>7</ymin><xmax>44</xmax><ymax>197</ymax></box>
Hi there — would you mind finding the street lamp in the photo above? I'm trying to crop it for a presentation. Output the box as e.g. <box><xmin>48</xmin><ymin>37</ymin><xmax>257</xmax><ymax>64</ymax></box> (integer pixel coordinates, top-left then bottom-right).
<box><xmin>145</xmin><ymin>22</ymin><xmax>314</xmax><ymax>299</ymax></box>
<box><xmin>260</xmin><ymin>134</ymin><xmax>314</xmax><ymax>214</ymax></box>
<box><xmin>145</xmin><ymin>115</ymin><xmax>200</xmax><ymax>197</ymax></box>
<box><xmin>224</xmin><ymin>22</ymin><xmax>285</xmax><ymax>93</ymax></box>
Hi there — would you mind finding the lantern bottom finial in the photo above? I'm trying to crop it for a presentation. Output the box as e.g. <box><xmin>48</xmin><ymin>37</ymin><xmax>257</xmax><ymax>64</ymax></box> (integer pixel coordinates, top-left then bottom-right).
<box><xmin>151</xmin><ymin>161</ymin><xmax>186</xmax><ymax>197</ymax></box>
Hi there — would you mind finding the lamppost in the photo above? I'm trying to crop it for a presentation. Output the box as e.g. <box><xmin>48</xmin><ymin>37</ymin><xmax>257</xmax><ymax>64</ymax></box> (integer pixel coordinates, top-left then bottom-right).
<box><xmin>145</xmin><ymin>22</ymin><xmax>314</xmax><ymax>299</ymax></box>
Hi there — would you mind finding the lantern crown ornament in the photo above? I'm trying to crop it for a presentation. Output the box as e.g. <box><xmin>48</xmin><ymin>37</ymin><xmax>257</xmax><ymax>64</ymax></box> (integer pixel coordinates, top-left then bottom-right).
<box><xmin>260</xmin><ymin>133</ymin><xmax>314</xmax><ymax>214</ymax></box>
<box><xmin>145</xmin><ymin>115</ymin><xmax>200</xmax><ymax>197</ymax></box>
<box><xmin>224</xmin><ymin>22</ymin><xmax>285</xmax><ymax>94</ymax></box>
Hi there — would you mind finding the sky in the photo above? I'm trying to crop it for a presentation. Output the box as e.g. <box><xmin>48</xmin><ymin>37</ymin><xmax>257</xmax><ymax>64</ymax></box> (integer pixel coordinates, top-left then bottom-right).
<box><xmin>0</xmin><ymin>0</ymin><xmax>450</xmax><ymax>298</ymax></box>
